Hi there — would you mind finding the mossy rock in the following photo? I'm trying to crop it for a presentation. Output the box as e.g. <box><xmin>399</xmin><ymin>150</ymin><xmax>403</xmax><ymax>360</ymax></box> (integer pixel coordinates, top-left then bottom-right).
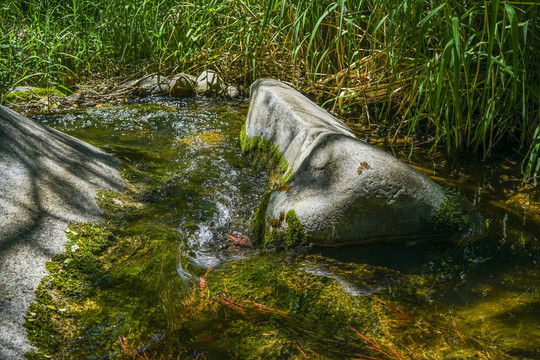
<box><xmin>242</xmin><ymin>123</ymin><xmax>308</xmax><ymax>249</ymax></box>
<box><xmin>5</xmin><ymin>87</ymin><xmax>64</xmax><ymax>102</ymax></box>
<box><xmin>242</xmin><ymin>79</ymin><xmax>484</xmax><ymax>246</ymax></box>
<box><xmin>240</xmin><ymin>123</ymin><xmax>291</xmax><ymax>185</ymax></box>
<box><xmin>428</xmin><ymin>190</ymin><xmax>483</xmax><ymax>237</ymax></box>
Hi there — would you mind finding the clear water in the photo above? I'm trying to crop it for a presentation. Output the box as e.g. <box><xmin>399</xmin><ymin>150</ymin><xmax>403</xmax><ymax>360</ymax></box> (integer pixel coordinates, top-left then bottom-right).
<box><xmin>32</xmin><ymin>98</ymin><xmax>540</xmax><ymax>359</ymax></box>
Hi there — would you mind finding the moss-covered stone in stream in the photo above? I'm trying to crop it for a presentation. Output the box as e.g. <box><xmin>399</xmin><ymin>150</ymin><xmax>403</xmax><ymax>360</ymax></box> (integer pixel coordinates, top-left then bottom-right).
<box><xmin>240</xmin><ymin>123</ymin><xmax>291</xmax><ymax>185</ymax></box>
<box><xmin>242</xmin><ymin>123</ymin><xmax>307</xmax><ymax>249</ymax></box>
<box><xmin>24</xmin><ymin>223</ymin><xmax>113</xmax><ymax>359</ymax></box>
<box><xmin>24</xmin><ymin>228</ymin><xmax>186</xmax><ymax>358</ymax></box>
<box><xmin>428</xmin><ymin>189</ymin><xmax>483</xmax><ymax>237</ymax></box>
<box><xmin>24</xmin><ymin>191</ymin><xmax>188</xmax><ymax>359</ymax></box>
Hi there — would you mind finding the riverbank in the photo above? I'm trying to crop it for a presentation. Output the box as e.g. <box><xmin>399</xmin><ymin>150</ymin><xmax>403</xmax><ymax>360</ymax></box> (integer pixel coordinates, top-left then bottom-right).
<box><xmin>2</xmin><ymin>70</ymin><xmax>246</xmax><ymax>115</ymax></box>
<box><xmin>1</xmin><ymin>1</ymin><xmax>538</xmax><ymax>177</ymax></box>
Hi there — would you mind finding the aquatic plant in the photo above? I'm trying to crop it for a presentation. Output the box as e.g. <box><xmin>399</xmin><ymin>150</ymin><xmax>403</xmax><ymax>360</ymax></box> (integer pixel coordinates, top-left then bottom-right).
<box><xmin>351</xmin><ymin>327</ymin><xmax>404</xmax><ymax>360</ymax></box>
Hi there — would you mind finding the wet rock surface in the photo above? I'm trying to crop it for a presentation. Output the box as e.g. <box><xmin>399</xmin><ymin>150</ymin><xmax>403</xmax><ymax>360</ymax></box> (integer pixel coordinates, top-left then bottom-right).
<box><xmin>0</xmin><ymin>106</ymin><xmax>125</xmax><ymax>359</ymax></box>
<box><xmin>135</xmin><ymin>74</ymin><xmax>171</xmax><ymax>95</ymax></box>
<box><xmin>169</xmin><ymin>73</ymin><xmax>197</xmax><ymax>97</ymax></box>
<box><xmin>244</xmin><ymin>78</ymin><xmax>481</xmax><ymax>246</ymax></box>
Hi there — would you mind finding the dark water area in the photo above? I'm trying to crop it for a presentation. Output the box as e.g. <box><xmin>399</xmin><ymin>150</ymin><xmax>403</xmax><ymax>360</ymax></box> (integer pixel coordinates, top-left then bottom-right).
<box><xmin>31</xmin><ymin>98</ymin><xmax>540</xmax><ymax>359</ymax></box>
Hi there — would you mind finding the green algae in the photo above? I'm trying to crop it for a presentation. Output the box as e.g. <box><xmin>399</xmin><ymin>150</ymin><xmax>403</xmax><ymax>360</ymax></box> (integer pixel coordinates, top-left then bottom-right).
<box><xmin>201</xmin><ymin>254</ymin><xmax>379</xmax><ymax>359</ymax></box>
<box><xmin>428</xmin><ymin>189</ymin><xmax>483</xmax><ymax>237</ymax></box>
<box><xmin>176</xmin><ymin>131</ymin><xmax>225</xmax><ymax>148</ymax></box>
<box><xmin>372</xmin><ymin>262</ymin><xmax>540</xmax><ymax>359</ymax></box>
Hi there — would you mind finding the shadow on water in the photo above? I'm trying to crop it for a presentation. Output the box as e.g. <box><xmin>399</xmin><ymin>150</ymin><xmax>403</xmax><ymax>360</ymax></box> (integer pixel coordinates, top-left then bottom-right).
<box><xmin>29</xmin><ymin>97</ymin><xmax>540</xmax><ymax>359</ymax></box>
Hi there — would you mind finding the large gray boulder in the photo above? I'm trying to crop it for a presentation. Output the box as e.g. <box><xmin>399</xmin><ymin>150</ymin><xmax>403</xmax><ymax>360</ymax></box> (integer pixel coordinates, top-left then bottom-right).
<box><xmin>243</xmin><ymin>78</ymin><xmax>481</xmax><ymax>248</ymax></box>
<box><xmin>0</xmin><ymin>106</ymin><xmax>125</xmax><ymax>359</ymax></box>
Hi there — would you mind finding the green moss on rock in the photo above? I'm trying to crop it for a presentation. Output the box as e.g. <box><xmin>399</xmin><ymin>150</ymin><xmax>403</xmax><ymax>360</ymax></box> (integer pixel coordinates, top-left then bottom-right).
<box><xmin>5</xmin><ymin>87</ymin><xmax>64</xmax><ymax>102</ymax></box>
<box><xmin>249</xmin><ymin>191</ymin><xmax>273</xmax><ymax>244</ymax></box>
<box><xmin>24</xmin><ymin>223</ymin><xmax>113</xmax><ymax>359</ymax></box>
<box><xmin>240</xmin><ymin>123</ymin><xmax>291</xmax><ymax>185</ymax></box>
<box><xmin>24</xmin><ymin>285</ymin><xmax>61</xmax><ymax>360</ymax></box>
<box><xmin>242</xmin><ymin>123</ymin><xmax>307</xmax><ymax>249</ymax></box>
<box><xmin>284</xmin><ymin>210</ymin><xmax>308</xmax><ymax>248</ymax></box>
<box><xmin>257</xmin><ymin>208</ymin><xmax>309</xmax><ymax>250</ymax></box>
<box><xmin>428</xmin><ymin>190</ymin><xmax>482</xmax><ymax>237</ymax></box>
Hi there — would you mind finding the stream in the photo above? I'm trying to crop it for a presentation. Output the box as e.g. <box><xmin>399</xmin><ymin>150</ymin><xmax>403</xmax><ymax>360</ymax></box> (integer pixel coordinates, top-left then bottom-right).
<box><xmin>30</xmin><ymin>97</ymin><xmax>540</xmax><ymax>359</ymax></box>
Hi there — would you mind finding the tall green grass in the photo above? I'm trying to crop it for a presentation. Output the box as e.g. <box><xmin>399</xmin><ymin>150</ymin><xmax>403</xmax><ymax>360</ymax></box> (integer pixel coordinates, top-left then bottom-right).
<box><xmin>0</xmin><ymin>0</ymin><xmax>538</xmax><ymax>177</ymax></box>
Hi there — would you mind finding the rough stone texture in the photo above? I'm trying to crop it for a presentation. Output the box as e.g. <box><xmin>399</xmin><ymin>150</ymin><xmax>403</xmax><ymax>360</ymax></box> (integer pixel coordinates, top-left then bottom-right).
<box><xmin>245</xmin><ymin>78</ymin><xmax>478</xmax><ymax>245</ymax></box>
<box><xmin>196</xmin><ymin>70</ymin><xmax>225</xmax><ymax>96</ymax></box>
<box><xmin>0</xmin><ymin>105</ymin><xmax>125</xmax><ymax>359</ymax></box>
<box><xmin>169</xmin><ymin>73</ymin><xmax>196</xmax><ymax>97</ymax></box>
<box><xmin>225</xmin><ymin>85</ymin><xmax>240</xmax><ymax>99</ymax></box>
<box><xmin>135</xmin><ymin>74</ymin><xmax>170</xmax><ymax>95</ymax></box>
<box><xmin>8</xmin><ymin>86</ymin><xmax>36</xmax><ymax>93</ymax></box>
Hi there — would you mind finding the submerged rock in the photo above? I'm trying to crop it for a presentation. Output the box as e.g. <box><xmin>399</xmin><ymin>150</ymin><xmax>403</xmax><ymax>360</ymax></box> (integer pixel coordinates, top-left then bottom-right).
<box><xmin>0</xmin><ymin>106</ymin><xmax>125</xmax><ymax>359</ymax></box>
<box><xmin>243</xmin><ymin>78</ymin><xmax>482</xmax><ymax>247</ymax></box>
<box><xmin>176</xmin><ymin>132</ymin><xmax>226</xmax><ymax>148</ymax></box>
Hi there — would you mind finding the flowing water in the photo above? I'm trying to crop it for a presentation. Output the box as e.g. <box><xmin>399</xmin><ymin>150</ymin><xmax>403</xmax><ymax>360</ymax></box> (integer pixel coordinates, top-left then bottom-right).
<box><xmin>30</xmin><ymin>98</ymin><xmax>540</xmax><ymax>359</ymax></box>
